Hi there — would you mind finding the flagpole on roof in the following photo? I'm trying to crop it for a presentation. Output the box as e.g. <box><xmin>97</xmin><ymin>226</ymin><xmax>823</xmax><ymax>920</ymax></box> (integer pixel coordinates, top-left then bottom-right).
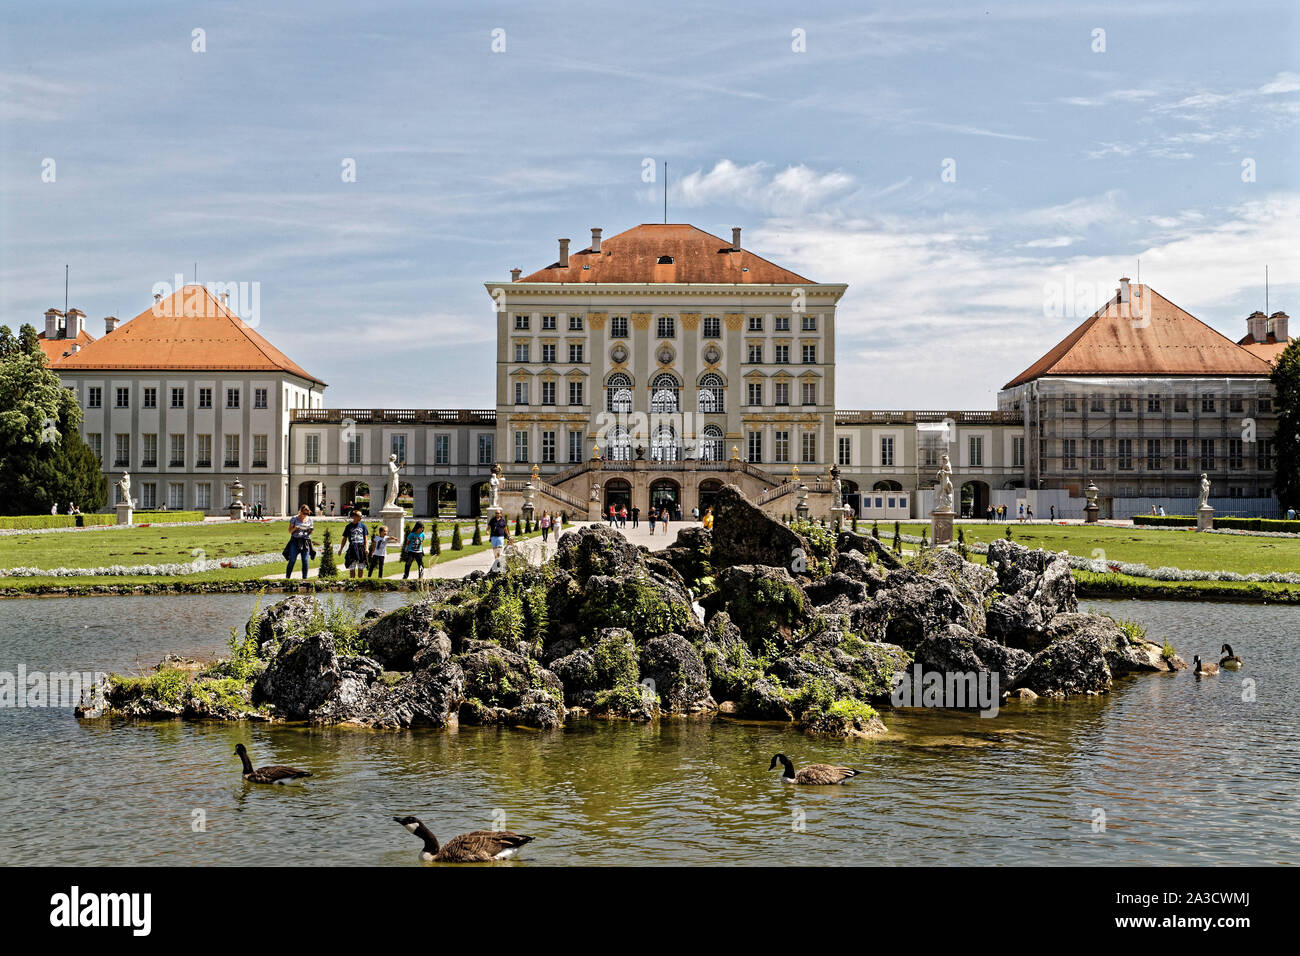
<box><xmin>663</xmin><ymin>161</ymin><xmax>668</xmax><ymax>224</ymax></box>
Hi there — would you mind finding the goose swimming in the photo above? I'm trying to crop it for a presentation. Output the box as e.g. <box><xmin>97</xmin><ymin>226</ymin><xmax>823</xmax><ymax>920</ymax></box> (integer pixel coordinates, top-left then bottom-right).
<box><xmin>1218</xmin><ymin>644</ymin><xmax>1243</xmax><ymax>669</ymax></box>
<box><xmin>769</xmin><ymin>753</ymin><xmax>862</xmax><ymax>785</ymax></box>
<box><xmin>234</xmin><ymin>743</ymin><xmax>312</xmax><ymax>784</ymax></box>
<box><xmin>393</xmin><ymin>816</ymin><xmax>533</xmax><ymax>863</ymax></box>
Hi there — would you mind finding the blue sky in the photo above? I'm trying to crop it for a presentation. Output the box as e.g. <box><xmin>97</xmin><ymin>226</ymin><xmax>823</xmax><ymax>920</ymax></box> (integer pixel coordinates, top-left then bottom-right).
<box><xmin>2</xmin><ymin>0</ymin><xmax>1297</xmax><ymax>408</ymax></box>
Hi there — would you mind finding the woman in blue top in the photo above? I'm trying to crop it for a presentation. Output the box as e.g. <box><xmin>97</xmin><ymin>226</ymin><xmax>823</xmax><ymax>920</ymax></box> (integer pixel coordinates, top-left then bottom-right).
<box><xmin>402</xmin><ymin>521</ymin><xmax>426</xmax><ymax>580</ymax></box>
<box><xmin>285</xmin><ymin>505</ymin><xmax>315</xmax><ymax>579</ymax></box>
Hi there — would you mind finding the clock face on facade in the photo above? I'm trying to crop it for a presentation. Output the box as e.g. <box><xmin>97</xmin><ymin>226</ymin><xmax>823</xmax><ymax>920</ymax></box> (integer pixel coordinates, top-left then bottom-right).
<box><xmin>610</xmin><ymin>343</ymin><xmax>629</xmax><ymax>364</ymax></box>
<box><xmin>656</xmin><ymin>343</ymin><xmax>675</xmax><ymax>365</ymax></box>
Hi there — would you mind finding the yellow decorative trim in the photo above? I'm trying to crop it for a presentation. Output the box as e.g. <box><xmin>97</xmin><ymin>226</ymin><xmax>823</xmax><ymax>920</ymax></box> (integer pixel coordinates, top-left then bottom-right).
<box><xmin>724</xmin><ymin>312</ymin><xmax>744</xmax><ymax>331</ymax></box>
<box><xmin>588</xmin><ymin>312</ymin><xmax>607</xmax><ymax>330</ymax></box>
<box><xmin>680</xmin><ymin>312</ymin><xmax>700</xmax><ymax>330</ymax></box>
<box><xmin>631</xmin><ymin>312</ymin><xmax>651</xmax><ymax>330</ymax></box>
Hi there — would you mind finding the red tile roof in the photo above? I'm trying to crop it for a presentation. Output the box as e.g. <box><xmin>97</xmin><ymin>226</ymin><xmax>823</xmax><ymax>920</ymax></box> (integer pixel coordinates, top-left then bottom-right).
<box><xmin>1003</xmin><ymin>285</ymin><xmax>1274</xmax><ymax>389</ymax></box>
<box><xmin>518</xmin><ymin>223</ymin><xmax>813</xmax><ymax>284</ymax></box>
<box><xmin>1236</xmin><ymin>332</ymin><xmax>1291</xmax><ymax>366</ymax></box>
<box><xmin>52</xmin><ymin>285</ymin><xmax>325</xmax><ymax>385</ymax></box>
<box><xmin>38</xmin><ymin>328</ymin><xmax>96</xmax><ymax>364</ymax></box>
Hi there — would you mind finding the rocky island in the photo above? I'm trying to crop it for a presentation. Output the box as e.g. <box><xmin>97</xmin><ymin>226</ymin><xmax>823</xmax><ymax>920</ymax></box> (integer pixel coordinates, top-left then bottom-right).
<box><xmin>77</xmin><ymin>486</ymin><xmax>1185</xmax><ymax>737</ymax></box>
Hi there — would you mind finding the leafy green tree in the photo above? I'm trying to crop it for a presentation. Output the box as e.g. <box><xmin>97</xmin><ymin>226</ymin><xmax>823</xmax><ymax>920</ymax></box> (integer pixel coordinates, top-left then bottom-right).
<box><xmin>318</xmin><ymin>527</ymin><xmax>338</xmax><ymax>577</ymax></box>
<box><xmin>0</xmin><ymin>324</ymin><xmax>106</xmax><ymax>515</ymax></box>
<box><xmin>451</xmin><ymin>524</ymin><xmax>463</xmax><ymax>550</ymax></box>
<box><xmin>430</xmin><ymin>526</ymin><xmax>440</xmax><ymax>555</ymax></box>
<box><xmin>1272</xmin><ymin>340</ymin><xmax>1300</xmax><ymax>510</ymax></box>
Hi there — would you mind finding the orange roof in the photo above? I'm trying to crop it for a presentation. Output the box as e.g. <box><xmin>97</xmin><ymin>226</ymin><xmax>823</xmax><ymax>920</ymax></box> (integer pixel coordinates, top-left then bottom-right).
<box><xmin>518</xmin><ymin>223</ymin><xmax>814</xmax><ymax>284</ymax></box>
<box><xmin>1003</xmin><ymin>284</ymin><xmax>1274</xmax><ymax>389</ymax></box>
<box><xmin>38</xmin><ymin>327</ymin><xmax>96</xmax><ymax>364</ymax></box>
<box><xmin>53</xmin><ymin>285</ymin><xmax>326</xmax><ymax>385</ymax></box>
<box><xmin>1237</xmin><ymin>332</ymin><xmax>1291</xmax><ymax>366</ymax></box>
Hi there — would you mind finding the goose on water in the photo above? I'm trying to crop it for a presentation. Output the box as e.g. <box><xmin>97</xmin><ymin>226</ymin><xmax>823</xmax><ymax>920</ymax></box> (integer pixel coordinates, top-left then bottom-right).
<box><xmin>769</xmin><ymin>753</ymin><xmax>862</xmax><ymax>785</ymax></box>
<box><xmin>1219</xmin><ymin>644</ymin><xmax>1244</xmax><ymax>669</ymax></box>
<box><xmin>393</xmin><ymin>816</ymin><xmax>533</xmax><ymax>863</ymax></box>
<box><xmin>234</xmin><ymin>743</ymin><xmax>312</xmax><ymax>784</ymax></box>
<box><xmin>1193</xmin><ymin>656</ymin><xmax>1220</xmax><ymax>677</ymax></box>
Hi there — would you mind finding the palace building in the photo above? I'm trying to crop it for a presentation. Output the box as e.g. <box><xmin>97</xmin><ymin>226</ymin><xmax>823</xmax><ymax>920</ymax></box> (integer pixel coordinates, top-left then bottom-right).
<box><xmin>32</xmin><ymin>225</ymin><xmax>1290</xmax><ymax>519</ymax></box>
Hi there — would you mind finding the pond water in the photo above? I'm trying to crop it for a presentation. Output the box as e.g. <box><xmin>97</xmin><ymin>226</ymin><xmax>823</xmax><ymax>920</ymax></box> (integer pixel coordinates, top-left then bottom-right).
<box><xmin>0</xmin><ymin>593</ymin><xmax>1296</xmax><ymax>865</ymax></box>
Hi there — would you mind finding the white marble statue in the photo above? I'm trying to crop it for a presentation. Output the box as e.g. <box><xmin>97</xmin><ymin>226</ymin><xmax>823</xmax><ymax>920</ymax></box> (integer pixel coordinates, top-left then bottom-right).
<box><xmin>117</xmin><ymin>471</ymin><xmax>133</xmax><ymax>507</ymax></box>
<box><xmin>1199</xmin><ymin>473</ymin><xmax>1211</xmax><ymax>509</ymax></box>
<box><xmin>489</xmin><ymin>467</ymin><xmax>501</xmax><ymax>508</ymax></box>
<box><xmin>934</xmin><ymin>455</ymin><xmax>954</xmax><ymax>512</ymax></box>
<box><xmin>383</xmin><ymin>454</ymin><xmax>400</xmax><ymax>510</ymax></box>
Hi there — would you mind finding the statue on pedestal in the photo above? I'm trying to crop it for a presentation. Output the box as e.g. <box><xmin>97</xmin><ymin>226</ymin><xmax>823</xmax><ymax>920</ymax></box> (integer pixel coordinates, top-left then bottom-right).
<box><xmin>489</xmin><ymin>465</ymin><xmax>501</xmax><ymax>509</ymax></box>
<box><xmin>383</xmin><ymin>454</ymin><xmax>401</xmax><ymax>510</ymax></box>
<box><xmin>117</xmin><ymin>471</ymin><xmax>133</xmax><ymax>507</ymax></box>
<box><xmin>934</xmin><ymin>455</ymin><xmax>954</xmax><ymax>512</ymax></box>
<box><xmin>1198</xmin><ymin>473</ymin><xmax>1211</xmax><ymax>509</ymax></box>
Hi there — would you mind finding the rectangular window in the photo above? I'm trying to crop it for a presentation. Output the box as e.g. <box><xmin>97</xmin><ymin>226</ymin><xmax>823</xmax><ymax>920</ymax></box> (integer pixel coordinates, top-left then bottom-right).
<box><xmin>170</xmin><ymin>387</ymin><xmax>184</xmax><ymax>408</ymax></box>
<box><xmin>1062</xmin><ymin>439</ymin><xmax>1077</xmax><ymax>470</ymax></box>
<box><xmin>656</xmin><ymin>316</ymin><xmax>675</xmax><ymax>339</ymax></box>
<box><xmin>541</xmin><ymin>381</ymin><xmax>556</xmax><ymax>405</ymax></box>
<box><xmin>87</xmin><ymin>386</ymin><xmax>102</xmax><ymax>409</ymax></box>
<box><xmin>1201</xmin><ymin>395</ymin><xmax>1216</xmax><ymax>413</ymax></box>
<box><xmin>87</xmin><ymin>433</ymin><xmax>102</xmax><ymax>464</ymax></box>
<box><xmin>1229</xmin><ymin>395</ymin><xmax>1244</xmax><ymax>414</ymax></box>
<box><xmin>304</xmin><ymin>434</ymin><xmax>320</xmax><ymax>465</ymax></box>
<box><xmin>748</xmin><ymin>315</ymin><xmax>763</xmax><ymax>332</ymax></box>
<box><xmin>167</xmin><ymin>482</ymin><xmax>184</xmax><ymax>510</ymax></box>
<box><xmin>226</xmin><ymin>388</ymin><xmax>240</xmax><ymax>409</ymax></box>
<box><xmin>1174</xmin><ymin>394</ymin><xmax>1189</xmax><ymax>413</ymax></box>
<box><xmin>514</xmin><ymin>381</ymin><xmax>529</xmax><ymax>405</ymax></box>
<box><xmin>254</xmin><ymin>387</ymin><xmax>268</xmax><ymax>409</ymax></box>
<box><xmin>569</xmin><ymin>380</ymin><xmax>584</xmax><ymax>406</ymax></box>
<box><xmin>435</xmin><ymin>434</ymin><xmax>450</xmax><ymax>465</ymax></box>
<box><xmin>141</xmin><ymin>433</ymin><xmax>157</xmax><ymax>467</ymax></box>
<box><xmin>1146</xmin><ymin>393</ymin><xmax>1161</xmax><ymax>412</ymax></box>
<box><xmin>747</xmin><ymin>430</ymin><xmax>762</xmax><ymax>463</ymax></box>
<box><xmin>195</xmin><ymin>483</ymin><xmax>212</xmax><ymax>510</ymax></box>
<box><xmin>774</xmin><ymin>315</ymin><xmax>790</xmax><ymax>332</ymax></box>
<box><xmin>1228</xmin><ymin>438</ymin><xmax>1244</xmax><ymax>470</ymax></box>
<box><xmin>478</xmin><ymin>433</ymin><xmax>494</xmax><ymax>466</ymax></box>
<box><xmin>1062</xmin><ymin>394</ymin><xmax>1077</xmax><ymax>412</ymax></box>
<box><xmin>702</xmin><ymin>316</ymin><xmax>721</xmax><ymax>338</ymax></box>
<box><xmin>514</xmin><ymin>430</ymin><xmax>529</xmax><ymax>463</ymax></box>
<box><xmin>143</xmin><ymin>387</ymin><xmax>157</xmax><ymax>409</ymax></box>
<box><xmin>199</xmin><ymin>387</ymin><xmax>213</xmax><ymax>409</ymax></box>
<box><xmin>774</xmin><ymin>382</ymin><xmax>790</xmax><ymax>406</ymax></box>
<box><xmin>1117</xmin><ymin>438</ymin><xmax>1133</xmax><ymax>471</ymax></box>
<box><xmin>1087</xmin><ymin>439</ymin><xmax>1103</xmax><ymax>470</ymax></box>
<box><xmin>1173</xmin><ymin>438</ymin><xmax>1189</xmax><ymax>470</ymax></box>
<box><xmin>610</xmin><ymin>316</ymin><xmax>628</xmax><ymax>338</ymax></box>
<box><xmin>801</xmin><ymin>314</ymin><xmax>817</xmax><ymax>332</ymax></box>
<box><xmin>541</xmin><ymin>314</ymin><xmax>556</xmax><ymax>331</ymax></box>
<box><xmin>568</xmin><ymin>343</ymin><xmax>584</xmax><ymax>363</ymax></box>
<box><xmin>541</xmin><ymin>430</ymin><xmax>556</xmax><ymax>464</ymax></box>
<box><xmin>968</xmin><ymin>435</ymin><xmax>983</xmax><ymax>467</ymax></box>
<box><xmin>747</xmin><ymin>382</ymin><xmax>763</xmax><ymax>406</ymax></box>
<box><xmin>251</xmin><ymin>483</ymin><xmax>267</xmax><ymax>508</ymax></box>
<box><xmin>347</xmin><ymin>435</ymin><xmax>362</xmax><ymax>465</ymax></box>
<box><xmin>837</xmin><ymin>436</ymin><xmax>851</xmax><ymax>466</ymax></box>
<box><xmin>169</xmin><ymin>433</ymin><xmax>185</xmax><ymax>467</ymax></box>
<box><xmin>224</xmin><ymin>434</ymin><xmax>240</xmax><ymax>468</ymax></box>
<box><xmin>253</xmin><ymin>434</ymin><xmax>268</xmax><ymax>468</ymax></box>
<box><xmin>801</xmin><ymin>381</ymin><xmax>817</xmax><ymax>406</ymax></box>
<box><xmin>541</xmin><ymin>343</ymin><xmax>556</xmax><ymax>364</ymax></box>
<box><xmin>514</xmin><ymin>343</ymin><xmax>530</xmax><ymax>362</ymax></box>
<box><xmin>568</xmin><ymin>430</ymin><xmax>583</xmax><ymax>463</ymax></box>
<box><xmin>775</xmin><ymin>344</ymin><xmax>790</xmax><ymax>364</ymax></box>
<box><xmin>1090</xmin><ymin>393</ymin><xmax>1105</xmax><ymax>413</ymax></box>
<box><xmin>1116</xmin><ymin>393</ymin><xmax>1132</xmax><ymax>412</ymax></box>
<box><xmin>1145</xmin><ymin>439</ymin><xmax>1161</xmax><ymax>471</ymax></box>
<box><xmin>1199</xmin><ymin>438</ymin><xmax>1215</xmax><ymax>471</ymax></box>
<box><xmin>139</xmin><ymin>483</ymin><xmax>157</xmax><ymax>510</ymax></box>
<box><xmin>1012</xmin><ymin>436</ymin><xmax>1025</xmax><ymax>468</ymax></box>
<box><xmin>115</xmin><ymin>387</ymin><xmax>130</xmax><ymax>409</ymax></box>
<box><xmin>568</xmin><ymin>314</ymin><xmax>584</xmax><ymax>331</ymax></box>
<box><xmin>881</xmin><ymin>436</ymin><xmax>895</xmax><ymax>467</ymax></box>
<box><xmin>801</xmin><ymin>432</ymin><xmax>817</xmax><ymax>464</ymax></box>
<box><xmin>1259</xmin><ymin>396</ymin><xmax>1273</xmax><ymax>413</ymax></box>
<box><xmin>774</xmin><ymin>430</ymin><xmax>789</xmax><ymax>464</ymax></box>
<box><xmin>747</xmin><ymin>343</ymin><xmax>763</xmax><ymax>363</ymax></box>
<box><xmin>114</xmin><ymin>433</ymin><xmax>130</xmax><ymax>467</ymax></box>
<box><xmin>801</xmin><ymin>344</ymin><xmax>817</xmax><ymax>364</ymax></box>
<box><xmin>196</xmin><ymin>434</ymin><xmax>212</xmax><ymax>467</ymax></box>
<box><xmin>515</xmin><ymin>314</ymin><xmax>530</xmax><ymax>330</ymax></box>
<box><xmin>391</xmin><ymin>434</ymin><xmax>406</xmax><ymax>463</ymax></box>
<box><xmin>1258</xmin><ymin>438</ymin><xmax>1275</xmax><ymax>471</ymax></box>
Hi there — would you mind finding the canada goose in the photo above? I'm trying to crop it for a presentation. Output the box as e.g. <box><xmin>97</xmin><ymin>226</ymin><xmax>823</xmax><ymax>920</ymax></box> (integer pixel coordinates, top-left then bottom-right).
<box><xmin>769</xmin><ymin>753</ymin><xmax>862</xmax><ymax>785</ymax></box>
<box><xmin>1193</xmin><ymin>656</ymin><xmax>1219</xmax><ymax>677</ymax></box>
<box><xmin>234</xmin><ymin>743</ymin><xmax>312</xmax><ymax>784</ymax></box>
<box><xmin>1219</xmin><ymin>644</ymin><xmax>1244</xmax><ymax>669</ymax></box>
<box><xmin>393</xmin><ymin>816</ymin><xmax>533</xmax><ymax>863</ymax></box>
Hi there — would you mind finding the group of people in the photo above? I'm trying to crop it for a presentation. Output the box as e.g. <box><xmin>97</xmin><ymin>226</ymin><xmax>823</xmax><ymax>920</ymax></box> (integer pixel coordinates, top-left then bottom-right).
<box><xmin>983</xmin><ymin>503</ymin><xmax>1035</xmax><ymax>522</ymax></box>
<box><xmin>283</xmin><ymin>505</ymin><xmax>429</xmax><ymax>580</ymax></box>
<box><xmin>50</xmin><ymin>502</ymin><xmax>82</xmax><ymax>515</ymax></box>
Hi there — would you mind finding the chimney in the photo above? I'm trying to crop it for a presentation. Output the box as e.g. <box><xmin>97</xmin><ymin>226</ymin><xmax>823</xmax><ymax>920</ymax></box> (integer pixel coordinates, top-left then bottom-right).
<box><xmin>44</xmin><ymin>308</ymin><xmax>63</xmax><ymax>340</ymax></box>
<box><xmin>1248</xmin><ymin>310</ymin><xmax>1268</xmax><ymax>343</ymax></box>
<box><xmin>1118</xmin><ymin>277</ymin><xmax>1130</xmax><ymax>304</ymax></box>
<box><xmin>70</xmin><ymin>343</ymin><xmax>80</xmax><ymax>354</ymax></box>
<box><xmin>732</xmin><ymin>227</ymin><xmax>742</xmax><ymax>251</ymax></box>
<box><xmin>558</xmin><ymin>238</ymin><xmax>570</xmax><ymax>268</ymax></box>
<box><xmin>1271</xmin><ymin>311</ymin><xmax>1290</xmax><ymax>342</ymax></box>
<box><xmin>219</xmin><ymin>292</ymin><xmax>230</xmax><ymax>308</ymax></box>
<box><xmin>510</xmin><ymin>268</ymin><xmax>522</xmax><ymax>282</ymax></box>
<box><xmin>104</xmin><ymin>315</ymin><xmax>120</xmax><ymax>334</ymax></box>
<box><xmin>591</xmin><ymin>227</ymin><xmax>602</xmax><ymax>253</ymax></box>
<box><xmin>66</xmin><ymin>308</ymin><xmax>85</xmax><ymax>337</ymax></box>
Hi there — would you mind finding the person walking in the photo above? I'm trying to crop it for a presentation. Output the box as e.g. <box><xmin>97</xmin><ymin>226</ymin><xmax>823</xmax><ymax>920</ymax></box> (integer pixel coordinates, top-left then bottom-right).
<box><xmin>647</xmin><ymin>506</ymin><xmax>656</xmax><ymax>536</ymax></box>
<box><xmin>631</xmin><ymin>506</ymin><xmax>640</xmax><ymax>529</ymax></box>
<box><xmin>607</xmin><ymin>504</ymin><xmax>617</xmax><ymax>527</ymax></box>
<box><xmin>488</xmin><ymin>507</ymin><xmax>510</xmax><ymax>560</ymax></box>
<box><xmin>330</xmin><ymin>500</ymin><xmax>336</xmax><ymax>516</ymax></box>
<box><xmin>1050</xmin><ymin>504</ymin><xmax>1055</xmax><ymax>521</ymax></box>
<box><xmin>692</xmin><ymin>506</ymin><xmax>700</xmax><ymax>522</ymax></box>
<box><xmin>285</xmin><ymin>504</ymin><xmax>315</xmax><ymax>579</ymax></box>
<box><xmin>1026</xmin><ymin>505</ymin><xmax>1034</xmax><ymax>521</ymax></box>
<box><xmin>703</xmin><ymin>507</ymin><xmax>714</xmax><ymax>530</ymax></box>
<box><xmin>368</xmin><ymin>525</ymin><xmax>397</xmax><ymax>577</ymax></box>
<box><xmin>619</xmin><ymin>504</ymin><xmax>628</xmax><ymax>528</ymax></box>
<box><xmin>540</xmin><ymin>511</ymin><xmax>552</xmax><ymax>543</ymax></box>
<box><xmin>401</xmin><ymin>521</ymin><xmax>426</xmax><ymax>580</ymax></box>
<box><xmin>338</xmin><ymin>509</ymin><xmax>369</xmax><ymax>579</ymax></box>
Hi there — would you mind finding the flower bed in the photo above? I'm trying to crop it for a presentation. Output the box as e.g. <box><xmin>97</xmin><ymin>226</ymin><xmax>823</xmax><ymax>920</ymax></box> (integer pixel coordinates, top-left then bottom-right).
<box><xmin>0</xmin><ymin>551</ymin><xmax>283</xmax><ymax>578</ymax></box>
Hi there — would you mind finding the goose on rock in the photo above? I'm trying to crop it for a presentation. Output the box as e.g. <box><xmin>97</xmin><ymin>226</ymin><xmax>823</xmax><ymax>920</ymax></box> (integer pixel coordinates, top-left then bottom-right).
<box><xmin>1193</xmin><ymin>656</ymin><xmax>1220</xmax><ymax>677</ymax></box>
<box><xmin>393</xmin><ymin>816</ymin><xmax>533</xmax><ymax>863</ymax></box>
<box><xmin>1219</xmin><ymin>644</ymin><xmax>1244</xmax><ymax>669</ymax></box>
<box><xmin>769</xmin><ymin>753</ymin><xmax>862</xmax><ymax>785</ymax></box>
<box><xmin>234</xmin><ymin>743</ymin><xmax>312</xmax><ymax>784</ymax></box>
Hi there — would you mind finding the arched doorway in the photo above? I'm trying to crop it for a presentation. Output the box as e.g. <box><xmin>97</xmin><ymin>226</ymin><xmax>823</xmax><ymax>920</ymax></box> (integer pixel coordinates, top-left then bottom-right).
<box><xmin>340</xmin><ymin>481</ymin><xmax>370</xmax><ymax>515</ymax></box>
<box><xmin>470</xmin><ymin>481</ymin><xmax>489</xmax><ymax>518</ymax></box>
<box><xmin>427</xmin><ymin>481</ymin><xmax>458</xmax><ymax>518</ymax></box>
<box><xmin>698</xmin><ymin>479</ymin><xmax>723</xmax><ymax>513</ymax></box>
<box><xmin>604</xmin><ymin>478</ymin><xmax>631</xmax><ymax>511</ymax></box>
<box><xmin>873</xmin><ymin>480</ymin><xmax>903</xmax><ymax>492</ymax></box>
<box><xmin>650</xmin><ymin>478</ymin><xmax>680</xmax><ymax>510</ymax></box>
<box><xmin>296</xmin><ymin>481</ymin><xmax>321</xmax><ymax>512</ymax></box>
<box><xmin>961</xmin><ymin>480</ymin><xmax>990</xmax><ymax>518</ymax></box>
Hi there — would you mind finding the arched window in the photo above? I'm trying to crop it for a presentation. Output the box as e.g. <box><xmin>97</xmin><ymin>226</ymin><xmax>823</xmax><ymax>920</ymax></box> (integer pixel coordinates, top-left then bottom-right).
<box><xmin>606</xmin><ymin>373</ymin><xmax>633</xmax><ymax>413</ymax></box>
<box><xmin>607</xmin><ymin>426</ymin><xmax>632</xmax><ymax>461</ymax></box>
<box><xmin>700</xmin><ymin>424</ymin><xmax>724</xmax><ymax>462</ymax></box>
<box><xmin>698</xmin><ymin>372</ymin><xmax>725</xmax><ymax>414</ymax></box>
<box><xmin>651</xmin><ymin>423</ymin><xmax>679</xmax><ymax>462</ymax></box>
<box><xmin>651</xmin><ymin>372</ymin><xmax>679</xmax><ymax>414</ymax></box>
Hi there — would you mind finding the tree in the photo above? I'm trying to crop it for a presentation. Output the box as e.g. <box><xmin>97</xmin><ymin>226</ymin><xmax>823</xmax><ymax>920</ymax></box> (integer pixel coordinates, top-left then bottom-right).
<box><xmin>451</xmin><ymin>524</ymin><xmax>463</xmax><ymax>550</ymax></box>
<box><xmin>892</xmin><ymin>521</ymin><xmax>901</xmax><ymax>553</ymax></box>
<box><xmin>1272</xmin><ymin>340</ymin><xmax>1300</xmax><ymax>510</ymax></box>
<box><xmin>0</xmin><ymin>324</ymin><xmax>107</xmax><ymax>515</ymax></box>
<box><xmin>430</xmin><ymin>526</ymin><xmax>441</xmax><ymax>555</ymax></box>
<box><xmin>472</xmin><ymin>521</ymin><xmax>482</xmax><ymax>546</ymax></box>
<box><xmin>318</xmin><ymin>527</ymin><xmax>338</xmax><ymax>577</ymax></box>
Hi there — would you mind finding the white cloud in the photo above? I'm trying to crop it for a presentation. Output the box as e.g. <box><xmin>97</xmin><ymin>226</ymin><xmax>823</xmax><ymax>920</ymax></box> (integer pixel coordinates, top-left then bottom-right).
<box><xmin>671</xmin><ymin>159</ymin><xmax>855</xmax><ymax>216</ymax></box>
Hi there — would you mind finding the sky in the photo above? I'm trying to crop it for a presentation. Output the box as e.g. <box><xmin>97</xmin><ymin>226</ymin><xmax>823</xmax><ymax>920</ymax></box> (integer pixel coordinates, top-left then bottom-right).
<box><xmin>2</xmin><ymin>0</ymin><xmax>1298</xmax><ymax>409</ymax></box>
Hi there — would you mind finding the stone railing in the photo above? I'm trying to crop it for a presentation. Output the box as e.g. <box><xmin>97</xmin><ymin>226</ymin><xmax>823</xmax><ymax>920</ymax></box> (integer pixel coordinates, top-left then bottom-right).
<box><xmin>834</xmin><ymin>409</ymin><xmax>1024</xmax><ymax>425</ymax></box>
<box><xmin>291</xmin><ymin>409</ymin><xmax>496</xmax><ymax>425</ymax></box>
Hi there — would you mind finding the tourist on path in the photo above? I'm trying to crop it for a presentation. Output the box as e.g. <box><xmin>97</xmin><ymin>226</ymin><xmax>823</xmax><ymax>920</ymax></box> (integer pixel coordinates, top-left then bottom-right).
<box><xmin>339</xmin><ymin>509</ymin><xmax>369</xmax><ymax>579</ymax></box>
<box><xmin>703</xmin><ymin>507</ymin><xmax>714</xmax><ymax>530</ymax></box>
<box><xmin>401</xmin><ymin>522</ymin><xmax>426</xmax><ymax>580</ymax></box>
<box><xmin>647</xmin><ymin>507</ymin><xmax>656</xmax><ymax>535</ymax></box>
<box><xmin>488</xmin><ymin>507</ymin><xmax>510</xmax><ymax>559</ymax></box>
<box><xmin>285</xmin><ymin>505</ymin><xmax>315</xmax><ymax>579</ymax></box>
<box><xmin>368</xmin><ymin>525</ymin><xmax>397</xmax><ymax>577</ymax></box>
<box><xmin>631</xmin><ymin>506</ymin><xmax>639</xmax><ymax>529</ymax></box>
<box><xmin>619</xmin><ymin>504</ymin><xmax>628</xmax><ymax>528</ymax></box>
<box><xmin>607</xmin><ymin>504</ymin><xmax>617</xmax><ymax>527</ymax></box>
<box><xmin>540</xmin><ymin>511</ymin><xmax>552</xmax><ymax>542</ymax></box>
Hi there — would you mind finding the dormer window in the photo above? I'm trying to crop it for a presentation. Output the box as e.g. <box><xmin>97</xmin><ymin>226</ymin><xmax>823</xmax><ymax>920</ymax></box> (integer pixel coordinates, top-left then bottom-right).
<box><xmin>657</xmin><ymin>255</ymin><xmax>674</xmax><ymax>264</ymax></box>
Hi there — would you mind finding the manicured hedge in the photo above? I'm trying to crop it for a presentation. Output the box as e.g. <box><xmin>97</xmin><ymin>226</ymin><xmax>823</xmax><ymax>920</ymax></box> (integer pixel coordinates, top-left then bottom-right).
<box><xmin>1131</xmin><ymin>515</ymin><xmax>1196</xmax><ymax>527</ymax></box>
<box><xmin>0</xmin><ymin>514</ymin><xmax>115</xmax><ymax>530</ymax></box>
<box><xmin>1131</xmin><ymin>514</ymin><xmax>1300</xmax><ymax>532</ymax></box>
<box><xmin>133</xmin><ymin>511</ymin><xmax>205</xmax><ymax>524</ymax></box>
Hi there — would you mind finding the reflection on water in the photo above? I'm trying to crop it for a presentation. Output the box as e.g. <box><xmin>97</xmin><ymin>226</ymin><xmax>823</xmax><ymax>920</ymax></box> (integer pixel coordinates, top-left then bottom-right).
<box><xmin>0</xmin><ymin>594</ymin><xmax>1297</xmax><ymax>865</ymax></box>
